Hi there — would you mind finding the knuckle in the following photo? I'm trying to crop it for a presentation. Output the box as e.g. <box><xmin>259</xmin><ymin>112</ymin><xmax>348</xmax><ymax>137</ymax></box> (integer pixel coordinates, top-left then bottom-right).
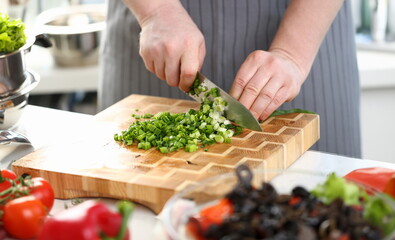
<box><xmin>164</xmin><ymin>42</ymin><xmax>177</xmax><ymax>55</ymax></box>
<box><xmin>249</xmin><ymin>50</ymin><xmax>266</xmax><ymax>62</ymax></box>
<box><xmin>183</xmin><ymin>37</ymin><xmax>197</xmax><ymax>49</ymax></box>
<box><xmin>234</xmin><ymin>77</ymin><xmax>248</xmax><ymax>89</ymax></box>
<box><xmin>181</xmin><ymin>68</ymin><xmax>196</xmax><ymax>79</ymax></box>
<box><xmin>260</xmin><ymin>90</ymin><xmax>275</xmax><ymax>101</ymax></box>
<box><xmin>139</xmin><ymin>47</ymin><xmax>148</xmax><ymax>58</ymax></box>
<box><xmin>272</xmin><ymin>95</ymin><xmax>283</xmax><ymax>106</ymax></box>
<box><xmin>244</xmin><ymin>84</ymin><xmax>260</xmax><ymax>96</ymax></box>
<box><xmin>152</xmin><ymin>45</ymin><xmax>163</xmax><ymax>56</ymax></box>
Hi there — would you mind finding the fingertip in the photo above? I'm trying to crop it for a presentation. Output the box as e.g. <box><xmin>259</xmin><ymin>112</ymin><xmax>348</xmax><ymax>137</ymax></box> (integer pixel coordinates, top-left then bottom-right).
<box><xmin>179</xmin><ymin>72</ymin><xmax>196</xmax><ymax>92</ymax></box>
<box><xmin>229</xmin><ymin>87</ymin><xmax>241</xmax><ymax>100</ymax></box>
<box><xmin>167</xmin><ymin>79</ymin><xmax>179</xmax><ymax>87</ymax></box>
<box><xmin>258</xmin><ymin>113</ymin><xmax>270</xmax><ymax>122</ymax></box>
<box><xmin>250</xmin><ymin>110</ymin><xmax>260</xmax><ymax>120</ymax></box>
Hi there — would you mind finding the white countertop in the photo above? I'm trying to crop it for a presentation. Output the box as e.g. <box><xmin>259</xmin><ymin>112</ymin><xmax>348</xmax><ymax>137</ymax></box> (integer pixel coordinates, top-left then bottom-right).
<box><xmin>2</xmin><ymin>105</ymin><xmax>395</xmax><ymax>240</ymax></box>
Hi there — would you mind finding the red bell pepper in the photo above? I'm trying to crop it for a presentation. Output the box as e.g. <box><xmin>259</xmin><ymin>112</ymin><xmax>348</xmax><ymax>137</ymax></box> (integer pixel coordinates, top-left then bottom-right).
<box><xmin>186</xmin><ymin>198</ymin><xmax>234</xmax><ymax>240</ymax></box>
<box><xmin>344</xmin><ymin>167</ymin><xmax>395</xmax><ymax>198</ymax></box>
<box><xmin>38</xmin><ymin>200</ymin><xmax>134</xmax><ymax>240</ymax></box>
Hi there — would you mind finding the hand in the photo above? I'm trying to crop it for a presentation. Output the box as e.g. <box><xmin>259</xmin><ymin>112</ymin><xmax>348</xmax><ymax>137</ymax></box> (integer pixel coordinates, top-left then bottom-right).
<box><xmin>229</xmin><ymin>50</ymin><xmax>306</xmax><ymax>121</ymax></box>
<box><xmin>138</xmin><ymin>2</ymin><xmax>205</xmax><ymax>92</ymax></box>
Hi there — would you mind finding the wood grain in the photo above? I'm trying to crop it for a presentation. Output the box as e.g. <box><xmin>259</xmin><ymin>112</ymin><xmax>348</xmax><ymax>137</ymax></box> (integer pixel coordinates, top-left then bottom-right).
<box><xmin>12</xmin><ymin>94</ymin><xmax>320</xmax><ymax>213</ymax></box>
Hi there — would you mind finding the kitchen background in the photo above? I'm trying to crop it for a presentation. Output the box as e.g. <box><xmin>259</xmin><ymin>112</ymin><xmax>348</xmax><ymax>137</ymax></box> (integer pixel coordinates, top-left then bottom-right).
<box><xmin>1</xmin><ymin>0</ymin><xmax>395</xmax><ymax>163</ymax></box>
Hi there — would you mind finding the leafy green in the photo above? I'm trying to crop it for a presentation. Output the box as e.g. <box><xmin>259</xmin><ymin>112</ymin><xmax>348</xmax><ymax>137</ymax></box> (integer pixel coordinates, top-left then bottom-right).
<box><xmin>311</xmin><ymin>173</ymin><xmax>365</xmax><ymax>206</ymax></box>
<box><xmin>269</xmin><ymin>108</ymin><xmax>316</xmax><ymax>117</ymax></box>
<box><xmin>312</xmin><ymin>173</ymin><xmax>395</xmax><ymax>236</ymax></box>
<box><xmin>364</xmin><ymin>195</ymin><xmax>395</xmax><ymax>235</ymax></box>
<box><xmin>0</xmin><ymin>13</ymin><xmax>27</xmax><ymax>53</ymax></box>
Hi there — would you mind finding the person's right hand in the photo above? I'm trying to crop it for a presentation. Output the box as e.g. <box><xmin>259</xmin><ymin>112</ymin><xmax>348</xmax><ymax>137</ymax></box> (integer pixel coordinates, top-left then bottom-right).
<box><xmin>138</xmin><ymin>2</ymin><xmax>206</xmax><ymax>92</ymax></box>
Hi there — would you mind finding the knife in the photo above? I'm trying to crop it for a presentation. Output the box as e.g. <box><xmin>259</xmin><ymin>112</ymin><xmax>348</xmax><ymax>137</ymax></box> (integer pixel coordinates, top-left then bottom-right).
<box><xmin>188</xmin><ymin>72</ymin><xmax>263</xmax><ymax>132</ymax></box>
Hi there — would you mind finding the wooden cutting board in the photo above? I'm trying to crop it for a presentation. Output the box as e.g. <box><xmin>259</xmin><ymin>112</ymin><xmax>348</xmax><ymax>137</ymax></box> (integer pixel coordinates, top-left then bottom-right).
<box><xmin>12</xmin><ymin>94</ymin><xmax>320</xmax><ymax>213</ymax></box>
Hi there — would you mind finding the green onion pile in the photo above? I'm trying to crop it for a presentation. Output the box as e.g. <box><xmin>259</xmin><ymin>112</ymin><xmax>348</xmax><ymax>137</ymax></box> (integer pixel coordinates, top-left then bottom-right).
<box><xmin>114</xmin><ymin>78</ymin><xmax>243</xmax><ymax>153</ymax></box>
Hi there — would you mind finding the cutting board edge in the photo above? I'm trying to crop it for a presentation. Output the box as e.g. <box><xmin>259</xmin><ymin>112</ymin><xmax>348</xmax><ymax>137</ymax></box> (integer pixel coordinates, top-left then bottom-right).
<box><xmin>11</xmin><ymin>165</ymin><xmax>175</xmax><ymax>214</ymax></box>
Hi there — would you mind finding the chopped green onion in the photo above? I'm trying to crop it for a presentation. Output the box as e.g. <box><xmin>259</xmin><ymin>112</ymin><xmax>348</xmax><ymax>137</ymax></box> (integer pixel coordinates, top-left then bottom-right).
<box><xmin>185</xmin><ymin>144</ymin><xmax>199</xmax><ymax>152</ymax></box>
<box><xmin>159</xmin><ymin>147</ymin><xmax>169</xmax><ymax>153</ymax></box>
<box><xmin>114</xmin><ymin>76</ymin><xmax>245</xmax><ymax>153</ymax></box>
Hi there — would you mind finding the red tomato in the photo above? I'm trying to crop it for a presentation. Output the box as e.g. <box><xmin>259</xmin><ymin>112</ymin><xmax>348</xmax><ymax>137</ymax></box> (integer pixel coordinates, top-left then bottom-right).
<box><xmin>0</xmin><ymin>169</ymin><xmax>17</xmax><ymax>192</ymax></box>
<box><xmin>28</xmin><ymin>177</ymin><xmax>55</xmax><ymax>212</ymax></box>
<box><xmin>0</xmin><ymin>169</ymin><xmax>18</xmax><ymax>211</ymax></box>
<box><xmin>3</xmin><ymin>195</ymin><xmax>47</xmax><ymax>239</ymax></box>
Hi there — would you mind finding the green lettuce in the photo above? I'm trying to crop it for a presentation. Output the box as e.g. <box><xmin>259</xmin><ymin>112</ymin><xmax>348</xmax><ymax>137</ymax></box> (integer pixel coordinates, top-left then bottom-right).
<box><xmin>312</xmin><ymin>173</ymin><xmax>395</xmax><ymax>236</ymax></box>
<box><xmin>311</xmin><ymin>173</ymin><xmax>365</xmax><ymax>206</ymax></box>
<box><xmin>0</xmin><ymin>13</ymin><xmax>27</xmax><ymax>53</ymax></box>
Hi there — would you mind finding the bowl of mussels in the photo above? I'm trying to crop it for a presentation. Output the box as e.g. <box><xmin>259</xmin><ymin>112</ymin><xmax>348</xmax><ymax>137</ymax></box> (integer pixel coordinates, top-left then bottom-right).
<box><xmin>161</xmin><ymin>165</ymin><xmax>395</xmax><ymax>240</ymax></box>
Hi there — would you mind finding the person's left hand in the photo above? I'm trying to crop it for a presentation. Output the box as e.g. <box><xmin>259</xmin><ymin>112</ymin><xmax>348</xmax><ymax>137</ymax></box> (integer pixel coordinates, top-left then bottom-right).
<box><xmin>229</xmin><ymin>50</ymin><xmax>306</xmax><ymax>121</ymax></box>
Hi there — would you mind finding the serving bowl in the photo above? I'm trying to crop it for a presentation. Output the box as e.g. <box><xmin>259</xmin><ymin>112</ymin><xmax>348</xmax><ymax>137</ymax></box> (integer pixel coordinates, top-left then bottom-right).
<box><xmin>162</xmin><ymin>167</ymin><xmax>395</xmax><ymax>240</ymax></box>
<box><xmin>35</xmin><ymin>4</ymin><xmax>106</xmax><ymax>67</ymax></box>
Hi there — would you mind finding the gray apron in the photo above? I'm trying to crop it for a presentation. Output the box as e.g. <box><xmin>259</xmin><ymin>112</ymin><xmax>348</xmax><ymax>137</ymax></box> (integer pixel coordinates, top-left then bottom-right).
<box><xmin>99</xmin><ymin>0</ymin><xmax>361</xmax><ymax>158</ymax></box>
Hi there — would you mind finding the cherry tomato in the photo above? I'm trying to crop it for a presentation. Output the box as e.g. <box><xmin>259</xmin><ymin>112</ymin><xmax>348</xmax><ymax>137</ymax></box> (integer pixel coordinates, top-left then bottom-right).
<box><xmin>3</xmin><ymin>195</ymin><xmax>47</xmax><ymax>239</ymax></box>
<box><xmin>28</xmin><ymin>177</ymin><xmax>55</xmax><ymax>212</ymax></box>
<box><xmin>0</xmin><ymin>169</ymin><xmax>18</xmax><ymax>211</ymax></box>
<box><xmin>0</xmin><ymin>169</ymin><xmax>17</xmax><ymax>192</ymax></box>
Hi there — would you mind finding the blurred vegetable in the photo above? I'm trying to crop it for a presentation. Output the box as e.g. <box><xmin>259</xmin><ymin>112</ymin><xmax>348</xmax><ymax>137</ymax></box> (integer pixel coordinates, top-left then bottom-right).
<box><xmin>0</xmin><ymin>169</ymin><xmax>17</xmax><ymax>192</ymax></box>
<box><xmin>188</xmin><ymin>198</ymin><xmax>233</xmax><ymax>236</ymax></box>
<box><xmin>3</xmin><ymin>195</ymin><xmax>47</xmax><ymax>239</ymax></box>
<box><xmin>38</xmin><ymin>200</ymin><xmax>134</xmax><ymax>240</ymax></box>
<box><xmin>312</xmin><ymin>173</ymin><xmax>395</xmax><ymax>236</ymax></box>
<box><xmin>0</xmin><ymin>174</ymin><xmax>54</xmax><ymax>213</ymax></box>
<box><xmin>0</xmin><ymin>13</ymin><xmax>27</xmax><ymax>53</ymax></box>
<box><xmin>187</xmin><ymin>166</ymin><xmax>386</xmax><ymax>240</ymax></box>
<box><xmin>0</xmin><ymin>170</ymin><xmax>55</xmax><ymax>239</ymax></box>
<box><xmin>364</xmin><ymin>195</ymin><xmax>395</xmax><ymax>236</ymax></box>
<box><xmin>28</xmin><ymin>177</ymin><xmax>55</xmax><ymax>212</ymax></box>
<box><xmin>311</xmin><ymin>173</ymin><xmax>365</xmax><ymax>205</ymax></box>
<box><xmin>344</xmin><ymin>167</ymin><xmax>395</xmax><ymax>198</ymax></box>
<box><xmin>0</xmin><ymin>169</ymin><xmax>18</xmax><ymax>209</ymax></box>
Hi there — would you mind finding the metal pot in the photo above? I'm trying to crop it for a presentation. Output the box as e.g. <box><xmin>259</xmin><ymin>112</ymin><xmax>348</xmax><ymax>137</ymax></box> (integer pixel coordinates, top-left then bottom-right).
<box><xmin>35</xmin><ymin>4</ymin><xmax>106</xmax><ymax>67</ymax></box>
<box><xmin>0</xmin><ymin>34</ymin><xmax>51</xmax><ymax>97</ymax></box>
<box><xmin>0</xmin><ymin>70</ymin><xmax>40</xmax><ymax>130</ymax></box>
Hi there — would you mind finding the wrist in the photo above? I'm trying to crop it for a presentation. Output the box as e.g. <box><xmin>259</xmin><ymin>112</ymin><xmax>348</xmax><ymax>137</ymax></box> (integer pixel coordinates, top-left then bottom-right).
<box><xmin>123</xmin><ymin>0</ymin><xmax>183</xmax><ymax>26</ymax></box>
<box><xmin>269</xmin><ymin>48</ymin><xmax>309</xmax><ymax>82</ymax></box>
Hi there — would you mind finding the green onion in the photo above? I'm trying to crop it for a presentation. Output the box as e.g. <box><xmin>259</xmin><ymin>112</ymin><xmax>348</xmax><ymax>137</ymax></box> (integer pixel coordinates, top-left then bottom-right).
<box><xmin>185</xmin><ymin>144</ymin><xmax>199</xmax><ymax>152</ymax></box>
<box><xmin>114</xmin><ymin>76</ymin><xmax>245</xmax><ymax>153</ymax></box>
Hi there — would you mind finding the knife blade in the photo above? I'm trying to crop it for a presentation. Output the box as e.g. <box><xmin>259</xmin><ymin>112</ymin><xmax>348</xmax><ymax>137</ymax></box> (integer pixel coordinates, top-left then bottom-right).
<box><xmin>188</xmin><ymin>73</ymin><xmax>263</xmax><ymax>132</ymax></box>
